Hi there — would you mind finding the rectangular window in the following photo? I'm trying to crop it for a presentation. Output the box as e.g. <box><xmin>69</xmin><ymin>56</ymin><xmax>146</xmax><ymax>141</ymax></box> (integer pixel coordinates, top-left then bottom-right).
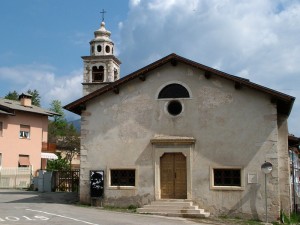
<box><xmin>20</xmin><ymin>125</ymin><xmax>30</xmax><ymax>139</ymax></box>
<box><xmin>18</xmin><ymin>155</ymin><xmax>30</xmax><ymax>167</ymax></box>
<box><xmin>213</xmin><ymin>169</ymin><xmax>241</xmax><ymax>186</ymax></box>
<box><xmin>0</xmin><ymin>122</ymin><xmax>3</xmax><ymax>136</ymax></box>
<box><xmin>110</xmin><ymin>169</ymin><xmax>135</xmax><ymax>186</ymax></box>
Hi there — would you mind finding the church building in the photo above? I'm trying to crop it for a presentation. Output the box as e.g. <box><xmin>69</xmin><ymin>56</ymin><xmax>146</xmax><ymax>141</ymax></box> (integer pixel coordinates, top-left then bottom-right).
<box><xmin>65</xmin><ymin>18</ymin><xmax>295</xmax><ymax>221</ymax></box>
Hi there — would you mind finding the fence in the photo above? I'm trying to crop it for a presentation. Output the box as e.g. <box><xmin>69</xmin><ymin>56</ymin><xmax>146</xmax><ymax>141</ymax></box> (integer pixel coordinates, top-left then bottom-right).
<box><xmin>0</xmin><ymin>167</ymin><xmax>32</xmax><ymax>189</ymax></box>
<box><xmin>54</xmin><ymin>170</ymin><xmax>79</xmax><ymax>192</ymax></box>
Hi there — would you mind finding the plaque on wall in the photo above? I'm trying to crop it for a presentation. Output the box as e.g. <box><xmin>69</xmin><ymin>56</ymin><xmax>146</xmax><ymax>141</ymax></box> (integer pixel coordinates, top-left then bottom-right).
<box><xmin>247</xmin><ymin>172</ymin><xmax>258</xmax><ymax>184</ymax></box>
<box><xmin>90</xmin><ymin>170</ymin><xmax>104</xmax><ymax>198</ymax></box>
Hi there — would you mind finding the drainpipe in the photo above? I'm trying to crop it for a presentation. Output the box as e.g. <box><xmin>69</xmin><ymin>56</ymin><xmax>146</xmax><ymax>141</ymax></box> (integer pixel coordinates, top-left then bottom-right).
<box><xmin>291</xmin><ymin>150</ymin><xmax>296</xmax><ymax>212</ymax></box>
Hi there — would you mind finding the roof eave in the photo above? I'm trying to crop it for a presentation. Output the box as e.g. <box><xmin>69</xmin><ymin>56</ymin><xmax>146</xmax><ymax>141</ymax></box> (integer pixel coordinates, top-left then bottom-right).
<box><xmin>64</xmin><ymin>53</ymin><xmax>295</xmax><ymax>116</ymax></box>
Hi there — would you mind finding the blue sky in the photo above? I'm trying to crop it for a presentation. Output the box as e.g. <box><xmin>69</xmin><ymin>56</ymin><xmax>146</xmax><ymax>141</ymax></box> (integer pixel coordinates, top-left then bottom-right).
<box><xmin>1</xmin><ymin>0</ymin><xmax>300</xmax><ymax>136</ymax></box>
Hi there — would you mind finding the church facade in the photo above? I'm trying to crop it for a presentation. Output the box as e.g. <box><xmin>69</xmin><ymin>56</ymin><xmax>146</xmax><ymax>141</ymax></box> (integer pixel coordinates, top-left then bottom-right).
<box><xmin>65</xmin><ymin>20</ymin><xmax>295</xmax><ymax>221</ymax></box>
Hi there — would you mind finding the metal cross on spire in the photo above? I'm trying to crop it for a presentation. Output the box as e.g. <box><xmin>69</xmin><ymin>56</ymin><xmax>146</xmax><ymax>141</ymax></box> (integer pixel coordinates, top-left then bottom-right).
<box><xmin>100</xmin><ymin>9</ymin><xmax>107</xmax><ymax>22</ymax></box>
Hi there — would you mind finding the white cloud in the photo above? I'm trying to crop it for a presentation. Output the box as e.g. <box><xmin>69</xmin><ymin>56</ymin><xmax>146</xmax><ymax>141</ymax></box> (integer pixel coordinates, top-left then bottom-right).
<box><xmin>130</xmin><ymin>0</ymin><xmax>141</xmax><ymax>7</ymax></box>
<box><xmin>0</xmin><ymin>64</ymin><xmax>82</xmax><ymax>113</ymax></box>
<box><xmin>117</xmin><ymin>0</ymin><xmax>300</xmax><ymax>135</ymax></box>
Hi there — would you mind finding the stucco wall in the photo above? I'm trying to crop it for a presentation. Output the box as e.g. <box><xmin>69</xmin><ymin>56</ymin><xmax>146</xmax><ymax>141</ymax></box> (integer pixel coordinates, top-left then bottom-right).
<box><xmin>0</xmin><ymin>111</ymin><xmax>48</xmax><ymax>174</ymax></box>
<box><xmin>80</xmin><ymin>62</ymin><xmax>288</xmax><ymax>220</ymax></box>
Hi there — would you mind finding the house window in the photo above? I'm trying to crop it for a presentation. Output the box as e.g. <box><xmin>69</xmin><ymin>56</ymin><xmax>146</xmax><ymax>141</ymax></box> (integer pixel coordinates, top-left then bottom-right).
<box><xmin>20</xmin><ymin>125</ymin><xmax>30</xmax><ymax>139</ymax></box>
<box><xmin>213</xmin><ymin>169</ymin><xmax>241</xmax><ymax>186</ymax></box>
<box><xmin>92</xmin><ymin>66</ymin><xmax>104</xmax><ymax>82</ymax></box>
<box><xmin>18</xmin><ymin>155</ymin><xmax>30</xmax><ymax>167</ymax></box>
<box><xmin>0</xmin><ymin>122</ymin><xmax>3</xmax><ymax>136</ymax></box>
<box><xmin>158</xmin><ymin>83</ymin><xmax>190</xmax><ymax>99</ymax></box>
<box><xmin>110</xmin><ymin>169</ymin><xmax>135</xmax><ymax>186</ymax></box>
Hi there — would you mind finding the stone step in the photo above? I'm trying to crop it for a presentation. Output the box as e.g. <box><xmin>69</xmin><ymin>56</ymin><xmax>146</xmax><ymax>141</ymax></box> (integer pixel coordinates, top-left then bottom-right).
<box><xmin>150</xmin><ymin>212</ymin><xmax>210</xmax><ymax>218</ymax></box>
<box><xmin>137</xmin><ymin>200</ymin><xmax>210</xmax><ymax>218</ymax></box>
<box><xmin>137</xmin><ymin>208</ymin><xmax>204</xmax><ymax>214</ymax></box>
<box><xmin>143</xmin><ymin>205</ymin><xmax>199</xmax><ymax>210</ymax></box>
<box><xmin>150</xmin><ymin>201</ymin><xmax>193</xmax><ymax>207</ymax></box>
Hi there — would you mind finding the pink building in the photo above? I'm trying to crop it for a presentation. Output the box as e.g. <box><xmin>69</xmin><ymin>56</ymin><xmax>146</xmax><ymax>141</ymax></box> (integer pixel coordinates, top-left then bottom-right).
<box><xmin>0</xmin><ymin>93</ymin><xmax>58</xmax><ymax>175</ymax></box>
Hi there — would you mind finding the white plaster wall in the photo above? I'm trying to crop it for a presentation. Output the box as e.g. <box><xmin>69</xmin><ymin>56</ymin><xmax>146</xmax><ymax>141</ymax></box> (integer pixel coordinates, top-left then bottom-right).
<box><xmin>80</xmin><ymin>62</ymin><xmax>286</xmax><ymax>220</ymax></box>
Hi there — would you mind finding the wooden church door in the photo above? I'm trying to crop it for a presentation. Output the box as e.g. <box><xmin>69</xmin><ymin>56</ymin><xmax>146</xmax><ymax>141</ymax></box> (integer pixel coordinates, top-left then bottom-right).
<box><xmin>160</xmin><ymin>153</ymin><xmax>187</xmax><ymax>199</ymax></box>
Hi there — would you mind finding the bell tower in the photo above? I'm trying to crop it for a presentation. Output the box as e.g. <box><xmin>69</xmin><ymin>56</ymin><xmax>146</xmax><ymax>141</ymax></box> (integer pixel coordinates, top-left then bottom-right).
<box><xmin>82</xmin><ymin>13</ymin><xmax>121</xmax><ymax>96</ymax></box>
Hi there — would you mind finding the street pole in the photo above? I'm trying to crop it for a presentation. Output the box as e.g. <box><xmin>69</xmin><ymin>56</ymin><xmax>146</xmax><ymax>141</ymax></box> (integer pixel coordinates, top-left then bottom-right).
<box><xmin>261</xmin><ymin>161</ymin><xmax>273</xmax><ymax>224</ymax></box>
<box><xmin>265</xmin><ymin>173</ymin><xmax>268</xmax><ymax>223</ymax></box>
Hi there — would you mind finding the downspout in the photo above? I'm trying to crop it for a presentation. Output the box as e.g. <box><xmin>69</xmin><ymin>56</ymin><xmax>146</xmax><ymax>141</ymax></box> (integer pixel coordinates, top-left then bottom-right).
<box><xmin>291</xmin><ymin>150</ymin><xmax>296</xmax><ymax>212</ymax></box>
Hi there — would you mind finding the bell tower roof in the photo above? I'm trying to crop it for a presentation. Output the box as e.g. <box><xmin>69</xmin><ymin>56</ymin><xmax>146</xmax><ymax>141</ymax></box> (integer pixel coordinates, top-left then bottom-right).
<box><xmin>82</xmin><ymin>11</ymin><xmax>121</xmax><ymax>96</ymax></box>
<box><xmin>92</xmin><ymin>21</ymin><xmax>113</xmax><ymax>43</ymax></box>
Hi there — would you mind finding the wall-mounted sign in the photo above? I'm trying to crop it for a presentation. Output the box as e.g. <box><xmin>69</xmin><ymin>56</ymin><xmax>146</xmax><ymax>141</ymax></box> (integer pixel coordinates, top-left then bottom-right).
<box><xmin>90</xmin><ymin>170</ymin><xmax>104</xmax><ymax>198</ymax></box>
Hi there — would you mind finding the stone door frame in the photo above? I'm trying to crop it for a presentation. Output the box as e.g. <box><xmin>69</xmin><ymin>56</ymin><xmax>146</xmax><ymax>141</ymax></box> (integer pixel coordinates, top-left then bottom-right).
<box><xmin>151</xmin><ymin>136</ymin><xmax>195</xmax><ymax>200</ymax></box>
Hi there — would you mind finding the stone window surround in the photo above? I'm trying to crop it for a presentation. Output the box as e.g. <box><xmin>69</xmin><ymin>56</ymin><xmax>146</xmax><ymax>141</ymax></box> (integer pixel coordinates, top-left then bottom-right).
<box><xmin>155</xmin><ymin>80</ymin><xmax>193</xmax><ymax>100</ymax></box>
<box><xmin>210</xmin><ymin>165</ymin><xmax>245</xmax><ymax>191</ymax></box>
<box><xmin>88</xmin><ymin>63</ymin><xmax>106</xmax><ymax>82</ymax></box>
<box><xmin>106</xmin><ymin>166</ymin><xmax>138</xmax><ymax>190</ymax></box>
<box><xmin>151</xmin><ymin>136</ymin><xmax>195</xmax><ymax>200</ymax></box>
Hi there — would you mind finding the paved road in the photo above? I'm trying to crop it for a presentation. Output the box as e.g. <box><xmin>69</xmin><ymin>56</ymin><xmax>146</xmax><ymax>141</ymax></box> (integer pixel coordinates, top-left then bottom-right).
<box><xmin>0</xmin><ymin>189</ymin><xmax>213</xmax><ymax>225</ymax></box>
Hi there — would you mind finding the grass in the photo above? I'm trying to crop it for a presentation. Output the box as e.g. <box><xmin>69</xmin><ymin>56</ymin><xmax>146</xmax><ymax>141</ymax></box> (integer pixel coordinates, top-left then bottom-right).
<box><xmin>103</xmin><ymin>205</ymin><xmax>138</xmax><ymax>213</ymax></box>
<box><xmin>277</xmin><ymin>212</ymin><xmax>300</xmax><ymax>224</ymax></box>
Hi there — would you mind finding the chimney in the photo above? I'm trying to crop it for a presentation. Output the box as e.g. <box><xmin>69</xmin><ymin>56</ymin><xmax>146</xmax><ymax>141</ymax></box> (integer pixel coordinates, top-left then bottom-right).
<box><xmin>19</xmin><ymin>93</ymin><xmax>32</xmax><ymax>107</ymax></box>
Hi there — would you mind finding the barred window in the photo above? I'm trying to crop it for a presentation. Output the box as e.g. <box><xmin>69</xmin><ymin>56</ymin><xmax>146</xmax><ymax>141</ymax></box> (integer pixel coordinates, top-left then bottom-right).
<box><xmin>111</xmin><ymin>169</ymin><xmax>135</xmax><ymax>186</ymax></box>
<box><xmin>214</xmin><ymin>169</ymin><xmax>241</xmax><ymax>186</ymax></box>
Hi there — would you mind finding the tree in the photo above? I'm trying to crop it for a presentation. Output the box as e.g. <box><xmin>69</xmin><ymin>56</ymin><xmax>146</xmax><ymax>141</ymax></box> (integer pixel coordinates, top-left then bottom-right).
<box><xmin>48</xmin><ymin>100</ymin><xmax>68</xmax><ymax>137</ymax></box>
<box><xmin>48</xmin><ymin>99</ymin><xmax>80</xmax><ymax>167</ymax></box>
<box><xmin>5</xmin><ymin>91</ymin><xmax>19</xmax><ymax>101</ymax></box>
<box><xmin>47</xmin><ymin>154</ymin><xmax>70</xmax><ymax>171</ymax></box>
<box><xmin>56</xmin><ymin>124</ymin><xmax>80</xmax><ymax>166</ymax></box>
<box><xmin>27</xmin><ymin>89</ymin><xmax>41</xmax><ymax>107</ymax></box>
<box><xmin>4</xmin><ymin>89</ymin><xmax>41</xmax><ymax>107</ymax></box>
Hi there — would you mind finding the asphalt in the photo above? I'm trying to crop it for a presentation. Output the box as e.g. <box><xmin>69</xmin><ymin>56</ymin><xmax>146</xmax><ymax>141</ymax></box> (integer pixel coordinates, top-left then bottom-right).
<box><xmin>0</xmin><ymin>189</ymin><xmax>79</xmax><ymax>204</ymax></box>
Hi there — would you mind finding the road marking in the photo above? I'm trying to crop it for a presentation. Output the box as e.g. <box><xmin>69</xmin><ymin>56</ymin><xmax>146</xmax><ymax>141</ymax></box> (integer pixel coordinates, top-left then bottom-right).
<box><xmin>26</xmin><ymin>209</ymin><xmax>99</xmax><ymax>225</ymax></box>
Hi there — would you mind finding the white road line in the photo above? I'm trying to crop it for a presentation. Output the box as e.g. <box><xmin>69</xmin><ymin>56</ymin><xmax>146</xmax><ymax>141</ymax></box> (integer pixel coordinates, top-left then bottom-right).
<box><xmin>26</xmin><ymin>209</ymin><xmax>99</xmax><ymax>225</ymax></box>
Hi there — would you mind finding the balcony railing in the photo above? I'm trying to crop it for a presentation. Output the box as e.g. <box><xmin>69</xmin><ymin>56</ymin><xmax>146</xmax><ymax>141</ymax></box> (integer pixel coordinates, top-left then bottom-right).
<box><xmin>42</xmin><ymin>142</ymin><xmax>56</xmax><ymax>153</ymax></box>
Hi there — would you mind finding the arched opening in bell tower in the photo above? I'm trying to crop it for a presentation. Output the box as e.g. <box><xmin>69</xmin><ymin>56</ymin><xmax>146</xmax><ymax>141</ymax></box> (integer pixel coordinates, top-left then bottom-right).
<box><xmin>92</xmin><ymin>66</ymin><xmax>104</xmax><ymax>82</ymax></box>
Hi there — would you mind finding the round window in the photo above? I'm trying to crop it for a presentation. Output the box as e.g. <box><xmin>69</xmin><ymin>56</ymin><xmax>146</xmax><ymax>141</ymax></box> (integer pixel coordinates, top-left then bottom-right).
<box><xmin>167</xmin><ymin>100</ymin><xmax>182</xmax><ymax>116</ymax></box>
<box><xmin>105</xmin><ymin>45</ymin><xmax>110</xmax><ymax>53</ymax></box>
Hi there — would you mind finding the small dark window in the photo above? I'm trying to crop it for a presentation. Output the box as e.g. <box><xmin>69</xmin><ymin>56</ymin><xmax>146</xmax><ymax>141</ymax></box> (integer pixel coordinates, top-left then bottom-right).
<box><xmin>105</xmin><ymin>45</ymin><xmax>110</xmax><ymax>53</ymax></box>
<box><xmin>91</xmin><ymin>46</ymin><xmax>95</xmax><ymax>54</ymax></box>
<box><xmin>167</xmin><ymin>100</ymin><xmax>182</xmax><ymax>116</ymax></box>
<box><xmin>92</xmin><ymin>66</ymin><xmax>104</xmax><ymax>82</ymax></box>
<box><xmin>97</xmin><ymin>45</ymin><xmax>102</xmax><ymax>52</ymax></box>
<box><xmin>114</xmin><ymin>69</ymin><xmax>118</xmax><ymax>80</ymax></box>
<box><xmin>111</xmin><ymin>169</ymin><xmax>135</xmax><ymax>186</ymax></box>
<box><xmin>214</xmin><ymin>169</ymin><xmax>241</xmax><ymax>186</ymax></box>
<box><xmin>158</xmin><ymin>84</ymin><xmax>190</xmax><ymax>99</ymax></box>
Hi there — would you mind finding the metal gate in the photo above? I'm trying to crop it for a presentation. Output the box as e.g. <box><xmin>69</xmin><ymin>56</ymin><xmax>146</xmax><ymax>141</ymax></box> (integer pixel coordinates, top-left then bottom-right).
<box><xmin>54</xmin><ymin>170</ymin><xmax>79</xmax><ymax>192</ymax></box>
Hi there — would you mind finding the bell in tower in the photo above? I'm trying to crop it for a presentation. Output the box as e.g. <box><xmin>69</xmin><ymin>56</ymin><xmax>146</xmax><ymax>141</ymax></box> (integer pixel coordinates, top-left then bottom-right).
<box><xmin>82</xmin><ymin>11</ymin><xmax>121</xmax><ymax>96</ymax></box>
